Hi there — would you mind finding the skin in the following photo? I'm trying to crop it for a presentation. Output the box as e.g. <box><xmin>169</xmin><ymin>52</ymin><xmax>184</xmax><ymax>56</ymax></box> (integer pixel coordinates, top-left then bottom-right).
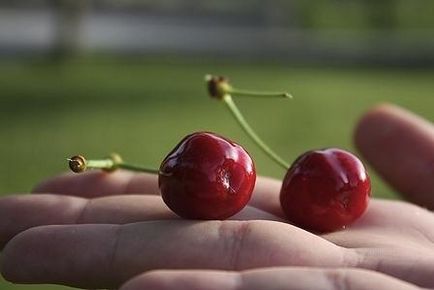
<box><xmin>0</xmin><ymin>103</ymin><xmax>433</xmax><ymax>290</ymax></box>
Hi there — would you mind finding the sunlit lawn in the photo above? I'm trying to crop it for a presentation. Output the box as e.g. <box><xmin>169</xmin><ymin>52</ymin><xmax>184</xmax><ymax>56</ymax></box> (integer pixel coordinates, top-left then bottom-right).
<box><xmin>0</xmin><ymin>58</ymin><xmax>433</xmax><ymax>290</ymax></box>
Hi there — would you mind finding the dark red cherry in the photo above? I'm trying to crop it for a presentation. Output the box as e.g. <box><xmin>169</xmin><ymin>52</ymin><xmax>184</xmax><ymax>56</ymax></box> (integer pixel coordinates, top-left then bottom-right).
<box><xmin>159</xmin><ymin>132</ymin><xmax>256</xmax><ymax>219</ymax></box>
<box><xmin>280</xmin><ymin>148</ymin><xmax>371</xmax><ymax>232</ymax></box>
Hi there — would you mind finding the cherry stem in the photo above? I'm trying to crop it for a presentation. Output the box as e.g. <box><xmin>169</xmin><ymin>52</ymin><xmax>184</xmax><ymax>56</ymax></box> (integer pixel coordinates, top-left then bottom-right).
<box><xmin>222</xmin><ymin>94</ymin><xmax>290</xmax><ymax>170</ymax></box>
<box><xmin>117</xmin><ymin>163</ymin><xmax>159</xmax><ymax>173</ymax></box>
<box><xmin>68</xmin><ymin>154</ymin><xmax>159</xmax><ymax>174</ymax></box>
<box><xmin>205</xmin><ymin>75</ymin><xmax>291</xmax><ymax>169</ymax></box>
<box><xmin>228</xmin><ymin>88</ymin><xmax>292</xmax><ymax>99</ymax></box>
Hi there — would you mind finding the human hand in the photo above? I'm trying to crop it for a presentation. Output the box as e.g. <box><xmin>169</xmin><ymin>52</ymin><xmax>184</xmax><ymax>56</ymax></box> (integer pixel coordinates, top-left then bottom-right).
<box><xmin>1</xmin><ymin>104</ymin><xmax>433</xmax><ymax>290</ymax></box>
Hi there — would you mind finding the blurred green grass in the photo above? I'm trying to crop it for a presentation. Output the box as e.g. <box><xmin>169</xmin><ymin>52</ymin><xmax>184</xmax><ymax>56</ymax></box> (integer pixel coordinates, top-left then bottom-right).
<box><xmin>0</xmin><ymin>59</ymin><xmax>433</xmax><ymax>290</ymax></box>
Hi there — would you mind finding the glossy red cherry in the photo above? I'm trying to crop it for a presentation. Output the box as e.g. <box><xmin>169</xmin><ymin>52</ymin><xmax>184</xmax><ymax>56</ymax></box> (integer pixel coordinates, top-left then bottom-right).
<box><xmin>159</xmin><ymin>132</ymin><xmax>256</xmax><ymax>219</ymax></box>
<box><xmin>280</xmin><ymin>148</ymin><xmax>371</xmax><ymax>232</ymax></box>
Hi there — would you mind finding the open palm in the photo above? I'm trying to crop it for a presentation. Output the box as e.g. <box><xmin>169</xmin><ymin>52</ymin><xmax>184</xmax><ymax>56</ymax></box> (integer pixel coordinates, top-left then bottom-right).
<box><xmin>1</xmin><ymin>104</ymin><xmax>433</xmax><ymax>290</ymax></box>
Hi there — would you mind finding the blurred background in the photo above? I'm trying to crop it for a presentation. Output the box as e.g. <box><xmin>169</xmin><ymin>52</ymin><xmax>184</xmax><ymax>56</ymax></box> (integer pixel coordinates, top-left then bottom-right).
<box><xmin>0</xmin><ymin>1</ymin><xmax>433</xmax><ymax>289</ymax></box>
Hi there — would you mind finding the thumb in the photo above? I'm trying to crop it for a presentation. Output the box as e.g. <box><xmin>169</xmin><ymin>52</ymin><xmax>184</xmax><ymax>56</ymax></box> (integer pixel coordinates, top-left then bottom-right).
<box><xmin>354</xmin><ymin>103</ymin><xmax>434</xmax><ymax>209</ymax></box>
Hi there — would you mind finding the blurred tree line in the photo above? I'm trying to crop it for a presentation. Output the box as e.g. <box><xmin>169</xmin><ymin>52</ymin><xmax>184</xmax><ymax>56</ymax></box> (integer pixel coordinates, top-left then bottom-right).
<box><xmin>1</xmin><ymin>0</ymin><xmax>433</xmax><ymax>60</ymax></box>
<box><xmin>2</xmin><ymin>0</ymin><xmax>433</xmax><ymax>28</ymax></box>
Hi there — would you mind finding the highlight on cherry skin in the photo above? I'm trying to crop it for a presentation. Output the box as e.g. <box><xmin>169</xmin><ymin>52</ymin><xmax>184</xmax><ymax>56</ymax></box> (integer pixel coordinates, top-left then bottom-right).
<box><xmin>68</xmin><ymin>131</ymin><xmax>256</xmax><ymax>220</ymax></box>
<box><xmin>280</xmin><ymin>148</ymin><xmax>371</xmax><ymax>233</ymax></box>
<box><xmin>205</xmin><ymin>75</ymin><xmax>371</xmax><ymax>232</ymax></box>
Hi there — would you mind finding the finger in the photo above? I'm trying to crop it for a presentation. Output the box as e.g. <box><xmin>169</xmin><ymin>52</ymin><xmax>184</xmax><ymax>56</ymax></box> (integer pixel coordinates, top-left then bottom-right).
<box><xmin>33</xmin><ymin>170</ymin><xmax>284</xmax><ymax>215</ymax></box>
<box><xmin>323</xmin><ymin>199</ymin><xmax>434</xmax><ymax>250</ymax></box>
<box><xmin>32</xmin><ymin>170</ymin><xmax>159</xmax><ymax>198</ymax></box>
<box><xmin>325</xmin><ymin>232</ymin><xmax>434</xmax><ymax>287</ymax></box>
<box><xmin>354</xmin><ymin>103</ymin><xmax>434</xmax><ymax>209</ymax></box>
<box><xmin>0</xmin><ymin>194</ymin><xmax>173</xmax><ymax>249</ymax></box>
<box><xmin>1</xmin><ymin>220</ymin><xmax>344</xmax><ymax>289</ymax></box>
<box><xmin>121</xmin><ymin>267</ymin><xmax>421</xmax><ymax>290</ymax></box>
<box><xmin>0</xmin><ymin>194</ymin><xmax>281</xmax><ymax>249</ymax></box>
<box><xmin>230</xmin><ymin>206</ymin><xmax>284</xmax><ymax>222</ymax></box>
<box><xmin>0</xmin><ymin>194</ymin><xmax>84</xmax><ymax>249</ymax></box>
<box><xmin>354</xmin><ymin>247</ymin><xmax>434</xmax><ymax>289</ymax></box>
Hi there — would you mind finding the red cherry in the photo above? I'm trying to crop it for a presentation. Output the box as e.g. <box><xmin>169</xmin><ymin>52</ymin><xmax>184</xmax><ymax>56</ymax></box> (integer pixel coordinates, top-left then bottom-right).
<box><xmin>280</xmin><ymin>148</ymin><xmax>371</xmax><ymax>232</ymax></box>
<box><xmin>159</xmin><ymin>132</ymin><xmax>256</xmax><ymax>219</ymax></box>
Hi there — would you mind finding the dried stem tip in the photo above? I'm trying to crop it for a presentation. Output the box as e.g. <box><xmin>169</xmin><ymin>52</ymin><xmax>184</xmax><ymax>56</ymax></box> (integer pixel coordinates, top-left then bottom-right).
<box><xmin>205</xmin><ymin>75</ymin><xmax>231</xmax><ymax>99</ymax></box>
<box><xmin>68</xmin><ymin>155</ymin><xmax>87</xmax><ymax>173</ymax></box>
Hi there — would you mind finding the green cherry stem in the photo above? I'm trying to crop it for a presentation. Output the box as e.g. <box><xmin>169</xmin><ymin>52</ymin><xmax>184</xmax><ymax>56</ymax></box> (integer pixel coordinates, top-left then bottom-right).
<box><xmin>68</xmin><ymin>154</ymin><xmax>159</xmax><ymax>174</ymax></box>
<box><xmin>206</xmin><ymin>74</ymin><xmax>291</xmax><ymax>170</ymax></box>
<box><xmin>222</xmin><ymin>94</ymin><xmax>290</xmax><ymax>169</ymax></box>
<box><xmin>228</xmin><ymin>88</ymin><xmax>293</xmax><ymax>99</ymax></box>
